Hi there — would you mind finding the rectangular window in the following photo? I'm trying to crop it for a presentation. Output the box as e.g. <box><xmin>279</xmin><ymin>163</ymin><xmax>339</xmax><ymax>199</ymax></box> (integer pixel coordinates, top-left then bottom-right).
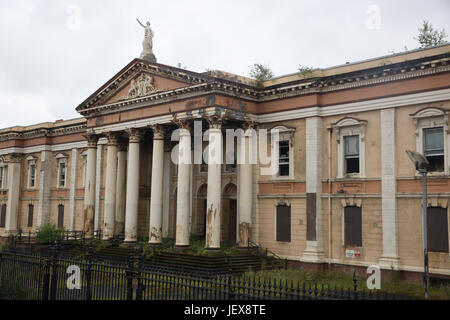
<box><xmin>29</xmin><ymin>163</ymin><xmax>36</xmax><ymax>188</ymax></box>
<box><xmin>276</xmin><ymin>205</ymin><xmax>291</xmax><ymax>242</ymax></box>
<box><xmin>225</xmin><ymin>151</ymin><xmax>237</xmax><ymax>173</ymax></box>
<box><xmin>427</xmin><ymin>207</ymin><xmax>449</xmax><ymax>253</ymax></box>
<box><xmin>28</xmin><ymin>204</ymin><xmax>34</xmax><ymax>227</ymax></box>
<box><xmin>344</xmin><ymin>206</ymin><xmax>362</xmax><ymax>247</ymax></box>
<box><xmin>59</xmin><ymin>162</ymin><xmax>66</xmax><ymax>187</ymax></box>
<box><xmin>344</xmin><ymin>135</ymin><xmax>360</xmax><ymax>174</ymax></box>
<box><xmin>0</xmin><ymin>204</ymin><xmax>6</xmax><ymax>228</ymax></box>
<box><xmin>278</xmin><ymin>141</ymin><xmax>290</xmax><ymax>177</ymax></box>
<box><xmin>0</xmin><ymin>167</ymin><xmax>5</xmax><ymax>189</ymax></box>
<box><xmin>57</xmin><ymin>204</ymin><xmax>64</xmax><ymax>229</ymax></box>
<box><xmin>423</xmin><ymin>127</ymin><xmax>444</xmax><ymax>172</ymax></box>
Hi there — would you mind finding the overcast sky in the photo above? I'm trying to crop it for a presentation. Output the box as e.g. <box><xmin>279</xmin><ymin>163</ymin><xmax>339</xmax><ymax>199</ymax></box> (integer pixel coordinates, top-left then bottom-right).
<box><xmin>0</xmin><ymin>0</ymin><xmax>449</xmax><ymax>128</ymax></box>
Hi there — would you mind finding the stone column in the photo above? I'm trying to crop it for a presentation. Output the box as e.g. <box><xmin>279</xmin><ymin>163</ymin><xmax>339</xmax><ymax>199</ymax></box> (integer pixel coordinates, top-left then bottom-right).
<box><xmin>149</xmin><ymin>125</ymin><xmax>165</xmax><ymax>245</ymax></box>
<box><xmin>205</xmin><ymin>117</ymin><xmax>223</xmax><ymax>250</ymax></box>
<box><xmin>83</xmin><ymin>135</ymin><xmax>99</xmax><ymax>238</ymax></box>
<box><xmin>238</xmin><ymin>124</ymin><xmax>254</xmax><ymax>247</ymax></box>
<box><xmin>4</xmin><ymin>154</ymin><xmax>22</xmax><ymax>236</ymax></box>
<box><xmin>124</xmin><ymin>129</ymin><xmax>141</xmax><ymax>242</ymax></box>
<box><xmin>379</xmin><ymin>108</ymin><xmax>400</xmax><ymax>269</ymax></box>
<box><xmin>175</xmin><ymin>121</ymin><xmax>192</xmax><ymax>248</ymax></box>
<box><xmin>302</xmin><ymin>117</ymin><xmax>325</xmax><ymax>263</ymax></box>
<box><xmin>103</xmin><ymin>132</ymin><xmax>119</xmax><ymax>240</ymax></box>
<box><xmin>114</xmin><ymin>143</ymin><xmax>127</xmax><ymax>236</ymax></box>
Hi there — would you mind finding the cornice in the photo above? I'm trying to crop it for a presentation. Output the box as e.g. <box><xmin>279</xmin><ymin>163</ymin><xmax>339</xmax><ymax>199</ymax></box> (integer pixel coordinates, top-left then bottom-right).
<box><xmin>0</xmin><ymin>123</ymin><xmax>87</xmax><ymax>142</ymax></box>
<box><xmin>78</xmin><ymin>55</ymin><xmax>450</xmax><ymax>117</ymax></box>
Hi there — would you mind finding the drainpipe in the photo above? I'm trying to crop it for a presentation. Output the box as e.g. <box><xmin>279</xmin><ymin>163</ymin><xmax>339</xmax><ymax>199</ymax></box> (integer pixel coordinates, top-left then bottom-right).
<box><xmin>327</xmin><ymin>127</ymin><xmax>333</xmax><ymax>272</ymax></box>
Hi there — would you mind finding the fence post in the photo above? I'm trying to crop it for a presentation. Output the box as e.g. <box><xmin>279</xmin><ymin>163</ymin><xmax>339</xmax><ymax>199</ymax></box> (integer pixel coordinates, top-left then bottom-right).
<box><xmin>136</xmin><ymin>245</ymin><xmax>144</xmax><ymax>300</ymax></box>
<box><xmin>353</xmin><ymin>270</ymin><xmax>358</xmax><ymax>300</ymax></box>
<box><xmin>227</xmin><ymin>258</ymin><xmax>234</xmax><ymax>300</ymax></box>
<box><xmin>126</xmin><ymin>247</ymin><xmax>135</xmax><ymax>300</ymax></box>
<box><xmin>42</xmin><ymin>245</ymin><xmax>51</xmax><ymax>300</ymax></box>
<box><xmin>49</xmin><ymin>240</ymin><xmax>60</xmax><ymax>300</ymax></box>
<box><xmin>86</xmin><ymin>245</ymin><xmax>94</xmax><ymax>300</ymax></box>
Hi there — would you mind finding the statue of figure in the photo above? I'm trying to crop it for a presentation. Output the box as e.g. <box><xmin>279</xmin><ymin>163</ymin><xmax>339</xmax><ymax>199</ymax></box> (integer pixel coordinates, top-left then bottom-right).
<box><xmin>137</xmin><ymin>19</ymin><xmax>154</xmax><ymax>60</ymax></box>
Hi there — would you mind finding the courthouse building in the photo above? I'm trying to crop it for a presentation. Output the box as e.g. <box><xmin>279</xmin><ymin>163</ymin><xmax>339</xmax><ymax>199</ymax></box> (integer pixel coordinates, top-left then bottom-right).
<box><xmin>0</xmin><ymin>42</ymin><xmax>449</xmax><ymax>278</ymax></box>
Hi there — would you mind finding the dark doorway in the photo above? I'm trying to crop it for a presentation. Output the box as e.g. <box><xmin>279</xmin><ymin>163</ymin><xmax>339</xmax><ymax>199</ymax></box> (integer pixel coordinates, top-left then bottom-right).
<box><xmin>57</xmin><ymin>204</ymin><xmax>64</xmax><ymax>229</ymax></box>
<box><xmin>228</xmin><ymin>199</ymin><xmax>237</xmax><ymax>244</ymax></box>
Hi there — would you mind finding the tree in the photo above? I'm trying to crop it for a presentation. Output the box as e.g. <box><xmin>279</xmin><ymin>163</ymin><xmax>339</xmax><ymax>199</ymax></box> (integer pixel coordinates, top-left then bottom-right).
<box><xmin>414</xmin><ymin>20</ymin><xmax>448</xmax><ymax>48</ymax></box>
<box><xmin>249</xmin><ymin>63</ymin><xmax>274</xmax><ymax>87</ymax></box>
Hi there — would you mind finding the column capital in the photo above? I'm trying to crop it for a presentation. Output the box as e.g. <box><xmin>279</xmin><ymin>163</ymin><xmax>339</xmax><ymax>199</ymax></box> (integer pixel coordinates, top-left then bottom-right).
<box><xmin>85</xmin><ymin>134</ymin><xmax>100</xmax><ymax>148</ymax></box>
<box><xmin>126</xmin><ymin>128</ymin><xmax>142</xmax><ymax>143</ymax></box>
<box><xmin>242</xmin><ymin>121</ymin><xmax>258</xmax><ymax>131</ymax></box>
<box><xmin>206</xmin><ymin>115</ymin><xmax>223</xmax><ymax>130</ymax></box>
<box><xmin>106</xmin><ymin>132</ymin><xmax>119</xmax><ymax>146</ymax></box>
<box><xmin>172</xmin><ymin>114</ymin><xmax>191</xmax><ymax>131</ymax></box>
<box><xmin>150</xmin><ymin>124</ymin><xmax>165</xmax><ymax>140</ymax></box>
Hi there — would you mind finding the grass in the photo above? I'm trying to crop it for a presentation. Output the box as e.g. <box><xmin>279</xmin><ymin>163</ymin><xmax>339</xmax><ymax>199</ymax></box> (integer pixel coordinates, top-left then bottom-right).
<box><xmin>244</xmin><ymin>268</ymin><xmax>450</xmax><ymax>300</ymax></box>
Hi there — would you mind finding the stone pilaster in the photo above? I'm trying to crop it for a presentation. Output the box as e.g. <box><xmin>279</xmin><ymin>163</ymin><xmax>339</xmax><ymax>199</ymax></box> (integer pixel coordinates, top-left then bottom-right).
<box><xmin>303</xmin><ymin>117</ymin><xmax>325</xmax><ymax>263</ymax></box>
<box><xmin>103</xmin><ymin>132</ymin><xmax>119</xmax><ymax>240</ymax></box>
<box><xmin>114</xmin><ymin>143</ymin><xmax>127</xmax><ymax>236</ymax></box>
<box><xmin>205</xmin><ymin>117</ymin><xmax>223</xmax><ymax>250</ymax></box>
<box><xmin>124</xmin><ymin>128</ymin><xmax>141</xmax><ymax>242</ymax></box>
<box><xmin>37</xmin><ymin>150</ymin><xmax>53</xmax><ymax>227</ymax></box>
<box><xmin>238</xmin><ymin>122</ymin><xmax>254</xmax><ymax>247</ymax></box>
<box><xmin>175</xmin><ymin>120</ymin><xmax>192</xmax><ymax>248</ymax></box>
<box><xmin>149</xmin><ymin>125</ymin><xmax>165</xmax><ymax>245</ymax></box>
<box><xmin>69</xmin><ymin>148</ymin><xmax>78</xmax><ymax>231</ymax></box>
<box><xmin>379</xmin><ymin>108</ymin><xmax>400</xmax><ymax>269</ymax></box>
<box><xmin>83</xmin><ymin>134</ymin><xmax>99</xmax><ymax>238</ymax></box>
<box><xmin>3</xmin><ymin>154</ymin><xmax>22</xmax><ymax>236</ymax></box>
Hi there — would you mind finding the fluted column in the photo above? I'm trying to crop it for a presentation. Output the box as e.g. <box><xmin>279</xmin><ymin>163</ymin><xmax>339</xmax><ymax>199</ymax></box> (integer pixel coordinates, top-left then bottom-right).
<box><xmin>149</xmin><ymin>125</ymin><xmax>165</xmax><ymax>245</ymax></box>
<box><xmin>3</xmin><ymin>154</ymin><xmax>22</xmax><ymax>236</ymax></box>
<box><xmin>84</xmin><ymin>135</ymin><xmax>99</xmax><ymax>238</ymax></box>
<box><xmin>205</xmin><ymin>117</ymin><xmax>223</xmax><ymax>250</ymax></box>
<box><xmin>124</xmin><ymin>129</ymin><xmax>141</xmax><ymax>242</ymax></box>
<box><xmin>175</xmin><ymin>121</ymin><xmax>191</xmax><ymax>248</ymax></box>
<box><xmin>114</xmin><ymin>143</ymin><xmax>127</xmax><ymax>236</ymax></box>
<box><xmin>103</xmin><ymin>132</ymin><xmax>118</xmax><ymax>240</ymax></box>
<box><xmin>238</xmin><ymin>123</ymin><xmax>254</xmax><ymax>246</ymax></box>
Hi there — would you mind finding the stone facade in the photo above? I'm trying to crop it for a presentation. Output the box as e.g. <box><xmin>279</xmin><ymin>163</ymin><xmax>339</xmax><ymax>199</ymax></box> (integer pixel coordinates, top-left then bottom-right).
<box><xmin>1</xmin><ymin>44</ymin><xmax>450</xmax><ymax>277</ymax></box>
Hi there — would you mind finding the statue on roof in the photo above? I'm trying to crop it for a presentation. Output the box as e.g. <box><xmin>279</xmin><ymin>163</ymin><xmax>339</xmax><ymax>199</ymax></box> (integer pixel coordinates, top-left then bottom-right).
<box><xmin>137</xmin><ymin>19</ymin><xmax>157</xmax><ymax>63</ymax></box>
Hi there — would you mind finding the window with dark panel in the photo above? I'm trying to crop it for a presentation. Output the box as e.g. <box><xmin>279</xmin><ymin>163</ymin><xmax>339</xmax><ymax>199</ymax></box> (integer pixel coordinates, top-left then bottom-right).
<box><xmin>344</xmin><ymin>135</ymin><xmax>360</xmax><ymax>174</ymax></box>
<box><xmin>59</xmin><ymin>162</ymin><xmax>66</xmax><ymax>187</ymax></box>
<box><xmin>27</xmin><ymin>204</ymin><xmax>34</xmax><ymax>227</ymax></box>
<box><xmin>278</xmin><ymin>141</ymin><xmax>290</xmax><ymax>177</ymax></box>
<box><xmin>427</xmin><ymin>207</ymin><xmax>449</xmax><ymax>253</ymax></box>
<box><xmin>0</xmin><ymin>204</ymin><xmax>6</xmax><ymax>227</ymax></box>
<box><xmin>423</xmin><ymin>127</ymin><xmax>444</xmax><ymax>172</ymax></box>
<box><xmin>29</xmin><ymin>163</ymin><xmax>36</xmax><ymax>188</ymax></box>
<box><xmin>276</xmin><ymin>205</ymin><xmax>291</xmax><ymax>242</ymax></box>
<box><xmin>57</xmin><ymin>204</ymin><xmax>64</xmax><ymax>228</ymax></box>
<box><xmin>344</xmin><ymin>206</ymin><xmax>362</xmax><ymax>247</ymax></box>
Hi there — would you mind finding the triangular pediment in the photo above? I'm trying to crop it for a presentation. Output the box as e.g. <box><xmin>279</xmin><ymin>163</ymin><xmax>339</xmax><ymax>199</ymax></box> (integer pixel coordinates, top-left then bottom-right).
<box><xmin>76</xmin><ymin>58</ymin><xmax>211</xmax><ymax>114</ymax></box>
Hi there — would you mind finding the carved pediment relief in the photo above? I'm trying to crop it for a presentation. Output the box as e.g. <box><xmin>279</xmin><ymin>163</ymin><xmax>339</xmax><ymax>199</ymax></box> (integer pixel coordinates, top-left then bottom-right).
<box><xmin>124</xmin><ymin>73</ymin><xmax>159</xmax><ymax>99</ymax></box>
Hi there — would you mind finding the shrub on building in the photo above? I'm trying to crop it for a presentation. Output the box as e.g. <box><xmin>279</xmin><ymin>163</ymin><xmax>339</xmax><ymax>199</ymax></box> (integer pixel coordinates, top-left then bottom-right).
<box><xmin>35</xmin><ymin>223</ymin><xmax>66</xmax><ymax>245</ymax></box>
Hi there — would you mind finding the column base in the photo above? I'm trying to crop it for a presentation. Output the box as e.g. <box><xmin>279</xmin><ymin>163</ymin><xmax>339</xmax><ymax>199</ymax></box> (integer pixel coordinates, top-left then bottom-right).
<box><xmin>148</xmin><ymin>241</ymin><xmax>162</xmax><ymax>248</ymax></box>
<box><xmin>205</xmin><ymin>247</ymin><xmax>222</xmax><ymax>256</ymax></box>
<box><xmin>378</xmin><ymin>256</ymin><xmax>401</xmax><ymax>270</ymax></box>
<box><xmin>175</xmin><ymin>245</ymin><xmax>191</xmax><ymax>252</ymax></box>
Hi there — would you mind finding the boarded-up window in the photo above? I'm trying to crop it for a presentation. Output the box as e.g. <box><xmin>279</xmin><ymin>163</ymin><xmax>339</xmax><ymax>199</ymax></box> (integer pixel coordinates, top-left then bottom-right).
<box><xmin>276</xmin><ymin>205</ymin><xmax>291</xmax><ymax>242</ymax></box>
<box><xmin>28</xmin><ymin>204</ymin><xmax>34</xmax><ymax>227</ymax></box>
<box><xmin>344</xmin><ymin>206</ymin><xmax>362</xmax><ymax>247</ymax></box>
<box><xmin>306</xmin><ymin>193</ymin><xmax>316</xmax><ymax>241</ymax></box>
<box><xmin>57</xmin><ymin>204</ymin><xmax>64</xmax><ymax>229</ymax></box>
<box><xmin>427</xmin><ymin>207</ymin><xmax>449</xmax><ymax>253</ymax></box>
<box><xmin>0</xmin><ymin>204</ymin><xmax>6</xmax><ymax>227</ymax></box>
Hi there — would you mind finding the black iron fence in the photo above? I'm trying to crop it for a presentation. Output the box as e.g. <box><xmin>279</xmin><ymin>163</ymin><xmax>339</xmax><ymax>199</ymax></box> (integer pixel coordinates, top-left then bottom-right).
<box><xmin>0</xmin><ymin>244</ymin><xmax>411</xmax><ymax>300</ymax></box>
